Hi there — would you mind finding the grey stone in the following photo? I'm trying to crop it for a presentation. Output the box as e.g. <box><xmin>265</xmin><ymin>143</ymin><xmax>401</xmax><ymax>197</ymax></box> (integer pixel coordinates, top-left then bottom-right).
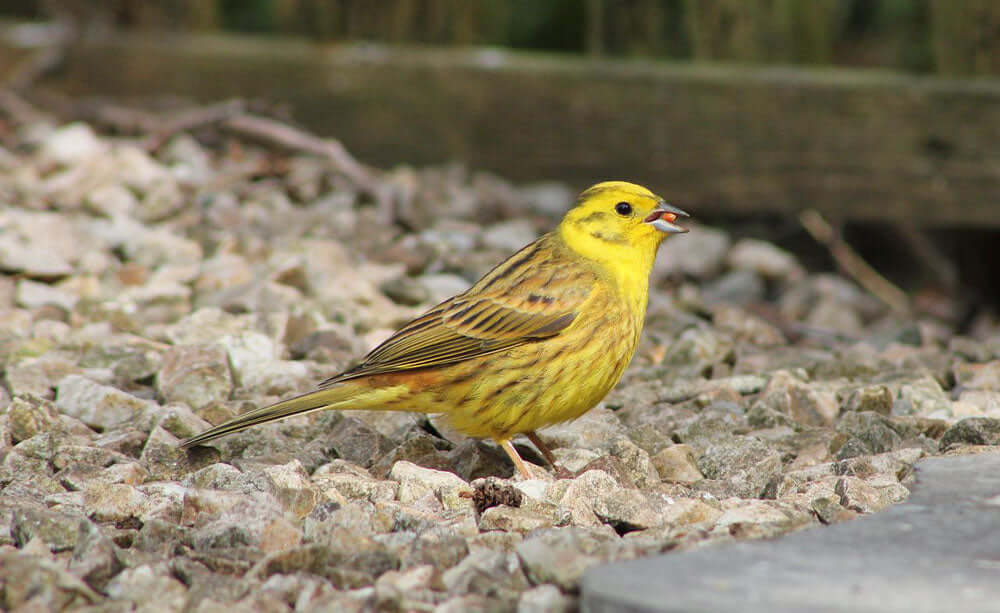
<box><xmin>582</xmin><ymin>453</ymin><xmax>1000</xmax><ymax>613</ymax></box>
<box><xmin>6</xmin><ymin>396</ymin><xmax>57</xmax><ymax>443</ymax></box>
<box><xmin>0</xmin><ymin>550</ymin><xmax>101</xmax><ymax>610</ymax></box>
<box><xmin>516</xmin><ymin>526</ymin><xmax>629</xmax><ymax>593</ymax></box>
<box><xmin>399</xmin><ymin>530</ymin><xmax>471</xmax><ymax>571</ymax></box>
<box><xmin>105</xmin><ymin>564</ymin><xmax>188</xmax><ymax>610</ymax></box>
<box><xmin>518</xmin><ymin>584</ymin><xmax>576</xmax><ymax>613</ymax></box>
<box><xmin>954</xmin><ymin>360</ymin><xmax>1000</xmax><ymax>391</ymax></box>
<box><xmin>379</xmin><ymin>275</ymin><xmax>430</xmax><ymax>306</ymax></box>
<box><xmin>69</xmin><ymin>519</ymin><xmax>124</xmax><ymax>591</ymax></box>
<box><xmin>248</xmin><ymin>540</ymin><xmax>399</xmax><ymax>589</ymax></box>
<box><xmin>481</xmin><ymin>219</ymin><xmax>537</xmax><ymax>252</ymax></box>
<box><xmin>701</xmin><ymin>269</ymin><xmax>766</xmax><ymax>306</ymax></box>
<box><xmin>751</xmin><ymin>370</ymin><xmax>838</xmax><ymax>428</ymax></box>
<box><xmin>841</xmin><ymin>385</ymin><xmax>893</xmax><ymax>415</ymax></box>
<box><xmin>650</xmin><ymin>445</ymin><xmax>704</xmax><ymax>483</ymax></box>
<box><xmin>834</xmin><ymin>411</ymin><xmax>904</xmax><ymax>459</ymax></box>
<box><xmin>40</xmin><ymin>122</ymin><xmax>106</xmax><ymax>165</ymax></box>
<box><xmin>939</xmin><ymin>417</ymin><xmax>1000</xmax><ymax>450</ymax></box>
<box><xmin>55</xmin><ymin>375</ymin><xmax>151</xmax><ymax>430</ymax></box>
<box><xmin>418</xmin><ymin>273</ymin><xmax>472</xmax><ymax>304</ymax></box>
<box><xmin>895</xmin><ymin>376</ymin><xmax>951</xmax><ymax>418</ymax></box>
<box><xmin>727</xmin><ymin>239</ymin><xmax>804</xmax><ymax>281</ymax></box>
<box><xmin>11</xmin><ymin>506</ymin><xmax>87</xmax><ymax>552</ymax></box>
<box><xmin>6</xmin><ymin>357</ymin><xmax>82</xmax><ymax>399</ymax></box>
<box><xmin>696</xmin><ymin>436</ymin><xmax>782</xmax><ymax>498</ymax></box>
<box><xmin>155</xmin><ymin>344</ymin><xmax>232</xmax><ymax>409</ymax></box>
<box><xmin>654</xmin><ymin>225</ymin><xmax>731</xmax><ymax>280</ymax></box>
<box><xmin>141</xmin><ymin>425</ymin><xmax>220</xmax><ymax>480</ymax></box>
<box><xmin>442</xmin><ymin>550</ymin><xmax>529</xmax><ymax>600</ymax></box>
<box><xmin>390</xmin><ymin>460</ymin><xmax>475</xmax><ymax>512</ymax></box>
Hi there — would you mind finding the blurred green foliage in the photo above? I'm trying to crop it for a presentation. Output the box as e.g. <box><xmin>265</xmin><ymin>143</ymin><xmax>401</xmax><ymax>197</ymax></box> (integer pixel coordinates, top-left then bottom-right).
<box><xmin>3</xmin><ymin>0</ymin><xmax>997</xmax><ymax>75</ymax></box>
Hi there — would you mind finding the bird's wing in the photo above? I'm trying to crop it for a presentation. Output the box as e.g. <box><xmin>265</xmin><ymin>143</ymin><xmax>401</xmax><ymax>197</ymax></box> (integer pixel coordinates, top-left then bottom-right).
<box><xmin>321</xmin><ymin>241</ymin><xmax>592</xmax><ymax>384</ymax></box>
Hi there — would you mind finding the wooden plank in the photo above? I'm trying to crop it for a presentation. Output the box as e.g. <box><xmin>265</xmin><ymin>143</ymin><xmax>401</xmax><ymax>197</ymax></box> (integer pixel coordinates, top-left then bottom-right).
<box><xmin>5</xmin><ymin>27</ymin><xmax>999</xmax><ymax>227</ymax></box>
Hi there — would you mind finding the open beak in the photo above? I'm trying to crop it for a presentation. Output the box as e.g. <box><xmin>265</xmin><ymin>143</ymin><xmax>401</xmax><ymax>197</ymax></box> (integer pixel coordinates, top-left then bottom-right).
<box><xmin>643</xmin><ymin>201</ymin><xmax>689</xmax><ymax>234</ymax></box>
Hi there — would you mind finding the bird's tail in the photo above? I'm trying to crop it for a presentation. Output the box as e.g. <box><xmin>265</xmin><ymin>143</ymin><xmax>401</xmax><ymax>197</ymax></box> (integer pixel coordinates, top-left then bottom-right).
<box><xmin>179</xmin><ymin>382</ymin><xmax>397</xmax><ymax>449</ymax></box>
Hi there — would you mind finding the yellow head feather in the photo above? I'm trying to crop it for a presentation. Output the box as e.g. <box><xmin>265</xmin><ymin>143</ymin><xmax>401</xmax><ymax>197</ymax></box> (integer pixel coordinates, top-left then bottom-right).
<box><xmin>557</xmin><ymin>181</ymin><xmax>686</xmax><ymax>285</ymax></box>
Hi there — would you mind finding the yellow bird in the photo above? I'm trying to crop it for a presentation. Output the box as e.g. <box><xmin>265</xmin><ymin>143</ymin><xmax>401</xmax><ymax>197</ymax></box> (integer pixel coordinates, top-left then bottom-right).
<box><xmin>181</xmin><ymin>181</ymin><xmax>688</xmax><ymax>479</ymax></box>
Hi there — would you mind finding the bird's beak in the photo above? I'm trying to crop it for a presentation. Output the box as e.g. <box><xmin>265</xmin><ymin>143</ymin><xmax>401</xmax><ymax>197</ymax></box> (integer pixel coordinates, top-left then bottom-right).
<box><xmin>643</xmin><ymin>201</ymin><xmax>689</xmax><ymax>234</ymax></box>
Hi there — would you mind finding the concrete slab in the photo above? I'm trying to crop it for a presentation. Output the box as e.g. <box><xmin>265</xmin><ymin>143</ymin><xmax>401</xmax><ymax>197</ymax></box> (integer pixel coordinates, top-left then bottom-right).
<box><xmin>582</xmin><ymin>452</ymin><xmax>1000</xmax><ymax>613</ymax></box>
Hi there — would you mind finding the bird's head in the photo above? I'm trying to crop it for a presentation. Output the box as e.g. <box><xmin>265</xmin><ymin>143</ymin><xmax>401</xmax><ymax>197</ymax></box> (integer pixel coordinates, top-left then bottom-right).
<box><xmin>558</xmin><ymin>181</ymin><xmax>688</xmax><ymax>274</ymax></box>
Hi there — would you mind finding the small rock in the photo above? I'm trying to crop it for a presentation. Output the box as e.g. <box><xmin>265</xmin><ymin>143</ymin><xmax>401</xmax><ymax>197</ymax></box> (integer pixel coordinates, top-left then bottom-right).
<box><xmin>15</xmin><ymin>279</ymin><xmax>78</xmax><ymax>311</ymax></box>
<box><xmin>479</xmin><ymin>505</ymin><xmax>558</xmax><ymax>535</ymax></box>
<box><xmin>608</xmin><ymin>437</ymin><xmax>660</xmax><ymax>489</ymax></box>
<box><xmin>68</xmin><ymin>519</ymin><xmax>124</xmax><ymax>591</ymax></box>
<box><xmin>939</xmin><ymin>417</ymin><xmax>1000</xmax><ymax>450</ymax></box>
<box><xmin>518</xmin><ymin>583</ymin><xmax>576</xmax><ymax>613</ymax></box>
<box><xmin>715</xmin><ymin>500</ymin><xmax>811</xmax><ymax>538</ymax></box>
<box><xmin>40</xmin><ymin>122</ymin><xmax>106</xmax><ymax>165</ymax></box>
<box><xmin>751</xmin><ymin>370</ymin><xmax>838</xmax><ymax>427</ymax></box>
<box><xmin>390</xmin><ymin>461</ymin><xmax>474</xmax><ymax>512</ymax></box>
<box><xmin>481</xmin><ymin>219</ymin><xmax>537</xmax><ymax>252</ymax></box>
<box><xmin>651</xmin><ymin>445</ymin><xmax>704</xmax><ymax>483</ymax></box>
<box><xmin>841</xmin><ymin>385</ymin><xmax>893</xmax><ymax>415</ymax></box>
<box><xmin>954</xmin><ymin>360</ymin><xmax>1000</xmax><ymax>392</ymax></box>
<box><xmin>697</xmin><ymin>437</ymin><xmax>782</xmax><ymax>499</ymax></box>
<box><xmin>155</xmin><ymin>344</ymin><xmax>232</xmax><ymax>409</ymax></box>
<box><xmin>304</xmin><ymin>501</ymin><xmax>377</xmax><ymax>543</ymax></box>
<box><xmin>82</xmin><ymin>483</ymin><xmax>146</xmax><ymax>523</ymax></box>
<box><xmin>592</xmin><ymin>487</ymin><xmax>663</xmax><ymax>534</ymax></box>
<box><xmin>5</xmin><ymin>356</ymin><xmax>82</xmax><ymax>400</ymax></box>
<box><xmin>0</xmin><ymin>550</ymin><xmax>101</xmax><ymax>609</ymax></box>
<box><xmin>7</xmin><ymin>396</ymin><xmax>57</xmax><ymax>443</ymax></box>
<box><xmin>327</xmin><ymin>417</ymin><xmax>398</xmax><ymax>468</ymax></box>
<box><xmin>441</xmin><ymin>550</ymin><xmax>529</xmax><ymax>600</ymax></box>
<box><xmin>141</xmin><ymin>425</ymin><xmax>220</xmax><ymax>481</ymax></box>
<box><xmin>834</xmin><ymin>476</ymin><xmax>909</xmax><ymax>513</ymax></box>
<box><xmin>379</xmin><ymin>275</ymin><xmax>430</xmax><ymax>306</ymax></box>
<box><xmin>895</xmin><ymin>376</ymin><xmax>951</xmax><ymax>418</ymax></box>
<box><xmin>515</xmin><ymin>526</ymin><xmax>621</xmax><ymax>592</ymax></box>
<box><xmin>834</xmin><ymin>411</ymin><xmax>904</xmax><ymax>459</ymax></box>
<box><xmin>810</xmin><ymin>497</ymin><xmax>858</xmax><ymax>525</ymax></box>
<box><xmin>105</xmin><ymin>564</ymin><xmax>188</xmax><ymax>610</ymax></box>
<box><xmin>55</xmin><ymin>375</ymin><xmax>151</xmax><ymax>430</ymax></box>
<box><xmin>658</xmin><ymin>497</ymin><xmax>723</xmax><ymax>526</ymax></box>
<box><xmin>727</xmin><ymin>238</ymin><xmax>804</xmax><ymax>281</ymax></box>
<box><xmin>155</xmin><ymin>403</ymin><xmax>213</xmax><ymax>441</ymax></box>
<box><xmin>11</xmin><ymin>506</ymin><xmax>86</xmax><ymax>552</ymax></box>
<box><xmin>701</xmin><ymin>270</ymin><xmax>766</xmax><ymax>306</ymax></box>
<box><xmin>312</xmin><ymin>463</ymin><xmax>399</xmax><ymax>502</ymax></box>
<box><xmin>217</xmin><ymin>331</ymin><xmax>309</xmax><ymax>396</ymax></box>
<box><xmin>418</xmin><ymin>273</ymin><xmax>472</xmax><ymax>304</ymax></box>
<box><xmin>654</xmin><ymin>224</ymin><xmax>731</xmax><ymax>280</ymax></box>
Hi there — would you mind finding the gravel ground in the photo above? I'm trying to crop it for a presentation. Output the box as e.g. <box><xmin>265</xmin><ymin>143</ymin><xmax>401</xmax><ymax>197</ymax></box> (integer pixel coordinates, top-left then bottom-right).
<box><xmin>1</xmin><ymin>121</ymin><xmax>999</xmax><ymax>612</ymax></box>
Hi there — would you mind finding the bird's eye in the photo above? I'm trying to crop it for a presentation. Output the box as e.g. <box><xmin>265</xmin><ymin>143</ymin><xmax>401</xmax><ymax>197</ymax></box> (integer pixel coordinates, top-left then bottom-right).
<box><xmin>614</xmin><ymin>202</ymin><xmax>632</xmax><ymax>216</ymax></box>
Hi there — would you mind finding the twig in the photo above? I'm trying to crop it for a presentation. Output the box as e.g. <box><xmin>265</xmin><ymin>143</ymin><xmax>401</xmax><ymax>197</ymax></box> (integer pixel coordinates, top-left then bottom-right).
<box><xmin>222</xmin><ymin>114</ymin><xmax>373</xmax><ymax>185</ymax></box>
<box><xmin>894</xmin><ymin>221</ymin><xmax>959</xmax><ymax>291</ymax></box>
<box><xmin>143</xmin><ymin>99</ymin><xmax>247</xmax><ymax>152</ymax></box>
<box><xmin>222</xmin><ymin>113</ymin><xmax>392</xmax><ymax>213</ymax></box>
<box><xmin>799</xmin><ymin>209</ymin><xmax>910</xmax><ymax>314</ymax></box>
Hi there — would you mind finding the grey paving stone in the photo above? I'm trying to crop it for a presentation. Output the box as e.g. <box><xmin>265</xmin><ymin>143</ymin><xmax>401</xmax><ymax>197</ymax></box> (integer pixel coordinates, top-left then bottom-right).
<box><xmin>582</xmin><ymin>452</ymin><xmax>1000</xmax><ymax>613</ymax></box>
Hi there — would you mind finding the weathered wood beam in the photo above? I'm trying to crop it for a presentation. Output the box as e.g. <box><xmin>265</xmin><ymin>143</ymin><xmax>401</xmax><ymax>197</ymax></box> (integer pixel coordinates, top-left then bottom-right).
<box><xmin>4</xmin><ymin>26</ymin><xmax>998</xmax><ymax>227</ymax></box>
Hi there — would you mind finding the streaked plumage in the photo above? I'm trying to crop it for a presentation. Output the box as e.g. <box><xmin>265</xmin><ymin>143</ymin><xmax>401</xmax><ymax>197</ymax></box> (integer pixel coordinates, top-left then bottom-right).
<box><xmin>181</xmin><ymin>181</ymin><xmax>688</xmax><ymax>478</ymax></box>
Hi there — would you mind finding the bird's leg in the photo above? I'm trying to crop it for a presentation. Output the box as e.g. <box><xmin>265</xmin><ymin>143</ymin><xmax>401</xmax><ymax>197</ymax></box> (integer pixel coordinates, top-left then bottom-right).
<box><xmin>525</xmin><ymin>431</ymin><xmax>574</xmax><ymax>479</ymax></box>
<box><xmin>500</xmin><ymin>439</ymin><xmax>534</xmax><ymax>480</ymax></box>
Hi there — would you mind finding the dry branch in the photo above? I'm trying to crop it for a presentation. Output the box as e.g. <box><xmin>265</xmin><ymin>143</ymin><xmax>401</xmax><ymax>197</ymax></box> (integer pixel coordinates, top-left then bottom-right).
<box><xmin>799</xmin><ymin>209</ymin><xmax>911</xmax><ymax>314</ymax></box>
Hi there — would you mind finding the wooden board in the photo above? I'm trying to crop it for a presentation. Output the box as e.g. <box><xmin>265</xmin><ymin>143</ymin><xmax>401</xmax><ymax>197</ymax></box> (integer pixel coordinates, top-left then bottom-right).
<box><xmin>5</xmin><ymin>27</ymin><xmax>999</xmax><ymax>227</ymax></box>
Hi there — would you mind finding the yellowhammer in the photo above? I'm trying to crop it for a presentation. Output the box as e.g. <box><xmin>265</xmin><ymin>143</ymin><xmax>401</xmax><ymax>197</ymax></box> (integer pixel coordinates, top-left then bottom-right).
<box><xmin>181</xmin><ymin>181</ymin><xmax>689</xmax><ymax>478</ymax></box>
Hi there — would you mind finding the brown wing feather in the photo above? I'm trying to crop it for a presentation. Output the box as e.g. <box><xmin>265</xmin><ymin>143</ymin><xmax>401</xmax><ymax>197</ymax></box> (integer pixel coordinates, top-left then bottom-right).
<box><xmin>320</xmin><ymin>235</ymin><xmax>591</xmax><ymax>386</ymax></box>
